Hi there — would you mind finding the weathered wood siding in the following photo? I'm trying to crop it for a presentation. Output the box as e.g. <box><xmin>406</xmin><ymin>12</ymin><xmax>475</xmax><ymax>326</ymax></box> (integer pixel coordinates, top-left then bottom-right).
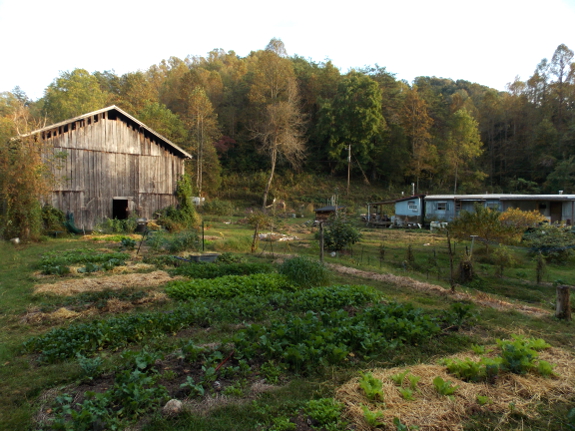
<box><xmin>42</xmin><ymin>110</ymin><xmax>185</xmax><ymax>230</ymax></box>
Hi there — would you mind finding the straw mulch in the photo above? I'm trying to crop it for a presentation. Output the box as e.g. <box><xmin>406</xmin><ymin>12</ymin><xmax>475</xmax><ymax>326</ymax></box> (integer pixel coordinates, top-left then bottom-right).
<box><xmin>327</xmin><ymin>264</ymin><xmax>549</xmax><ymax>317</ymax></box>
<box><xmin>21</xmin><ymin>291</ymin><xmax>169</xmax><ymax>324</ymax></box>
<box><xmin>34</xmin><ymin>270</ymin><xmax>180</xmax><ymax>296</ymax></box>
<box><xmin>336</xmin><ymin>347</ymin><xmax>575</xmax><ymax>430</ymax></box>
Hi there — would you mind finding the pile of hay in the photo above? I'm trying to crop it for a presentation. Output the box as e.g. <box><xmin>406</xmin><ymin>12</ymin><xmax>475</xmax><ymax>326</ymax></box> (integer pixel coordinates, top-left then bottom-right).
<box><xmin>337</xmin><ymin>347</ymin><xmax>575</xmax><ymax>430</ymax></box>
<box><xmin>34</xmin><ymin>270</ymin><xmax>179</xmax><ymax>296</ymax></box>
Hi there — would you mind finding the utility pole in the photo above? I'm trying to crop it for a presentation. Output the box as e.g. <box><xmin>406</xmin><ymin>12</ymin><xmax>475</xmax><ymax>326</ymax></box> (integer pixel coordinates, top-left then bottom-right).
<box><xmin>347</xmin><ymin>144</ymin><xmax>351</xmax><ymax>196</ymax></box>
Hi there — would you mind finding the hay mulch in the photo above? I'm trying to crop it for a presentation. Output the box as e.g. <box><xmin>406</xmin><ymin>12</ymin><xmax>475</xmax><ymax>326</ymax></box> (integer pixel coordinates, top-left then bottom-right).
<box><xmin>337</xmin><ymin>347</ymin><xmax>575</xmax><ymax>430</ymax></box>
<box><xmin>21</xmin><ymin>292</ymin><xmax>169</xmax><ymax>324</ymax></box>
<box><xmin>34</xmin><ymin>270</ymin><xmax>180</xmax><ymax>296</ymax></box>
<box><xmin>327</xmin><ymin>264</ymin><xmax>549</xmax><ymax>318</ymax></box>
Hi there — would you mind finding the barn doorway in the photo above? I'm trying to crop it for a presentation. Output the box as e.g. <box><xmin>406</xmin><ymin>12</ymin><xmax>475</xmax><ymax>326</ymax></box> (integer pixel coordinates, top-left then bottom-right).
<box><xmin>112</xmin><ymin>199</ymin><xmax>129</xmax><ymax>220</ymax></box>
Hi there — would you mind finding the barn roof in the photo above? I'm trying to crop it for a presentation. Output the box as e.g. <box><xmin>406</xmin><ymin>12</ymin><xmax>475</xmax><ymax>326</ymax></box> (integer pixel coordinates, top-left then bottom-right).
<box><xmin>26</xmin><ymin>105</ymin><xmax>193</xmax><ymax>159</ymax></box>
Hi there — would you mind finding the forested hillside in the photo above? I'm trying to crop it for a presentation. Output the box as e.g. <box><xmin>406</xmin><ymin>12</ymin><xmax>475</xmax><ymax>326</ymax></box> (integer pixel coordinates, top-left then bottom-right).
<box><xmin>2</xmin><ymin>39</ymin><xmax>575</xmax><ymax>196</ymax></box>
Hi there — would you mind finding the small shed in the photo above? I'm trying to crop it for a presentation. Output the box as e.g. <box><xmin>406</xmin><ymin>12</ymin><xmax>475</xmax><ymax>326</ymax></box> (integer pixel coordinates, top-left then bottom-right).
<box><xmin>26</xmin><ymin>106</ymin><xmax>192</xmax><ymax>231</ymax></box>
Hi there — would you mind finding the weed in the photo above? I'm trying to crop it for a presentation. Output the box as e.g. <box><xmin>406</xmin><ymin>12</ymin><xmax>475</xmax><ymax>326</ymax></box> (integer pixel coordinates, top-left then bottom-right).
<box><xmin>278</xmin><ymin>256</ymin><xmax>331</xmax><ymax>288</ymax></box>
<box><xmin>304</xmin><ymin>398</ymin><xmax>346</xmax><ymax>431</ymax></box>
<box><xmin>476</xmin><ymin>395</ymin><xmax>492</xmax><ymax>405</ymax></box>
<box><xmin>180</xmin><ymin>376</ymin><xmax>205</xmax><ymax>397</ymax></box>
<box><xmin>394</xmin><ymin>417</ymin><xmax>419</xmax><ymax>430</ymax></box>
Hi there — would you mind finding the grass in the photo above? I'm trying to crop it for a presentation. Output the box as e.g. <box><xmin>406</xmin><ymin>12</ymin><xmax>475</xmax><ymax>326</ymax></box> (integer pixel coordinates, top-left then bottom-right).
<box><xmin>1</xmin><ymin>218</ymin><xmax>574</xmax><ymax>430</ymax></box>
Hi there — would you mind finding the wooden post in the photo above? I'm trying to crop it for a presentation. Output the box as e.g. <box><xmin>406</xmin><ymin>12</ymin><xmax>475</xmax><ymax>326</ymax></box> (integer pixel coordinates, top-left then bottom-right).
<box><xmin>319</xmin><ymin>222</ymin><xmax>324</xmax><ymax>263</ymax></box>
<box><xmin>556</xmin><ymin>285</ymin><xmax>572</xmax><ymax>321</ymax></box>
<box><xmin>447</xmin><ymin>230</ymin><xmax>455</xmax><ymax>293</ymax></box>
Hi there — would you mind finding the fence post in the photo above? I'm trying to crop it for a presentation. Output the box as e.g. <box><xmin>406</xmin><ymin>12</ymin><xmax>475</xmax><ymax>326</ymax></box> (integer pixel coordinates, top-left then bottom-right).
<box><xmin>556</xmin><ymin>285</ymin><xmax>572</xmax><ymax>321</ymax></box>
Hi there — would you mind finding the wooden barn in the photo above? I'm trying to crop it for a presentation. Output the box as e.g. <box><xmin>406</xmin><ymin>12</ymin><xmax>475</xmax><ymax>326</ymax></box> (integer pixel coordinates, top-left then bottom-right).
<box><xmin>27</xmin><ymin>106</ymin><xmax>192</xmax><ymax>231</ymax></box>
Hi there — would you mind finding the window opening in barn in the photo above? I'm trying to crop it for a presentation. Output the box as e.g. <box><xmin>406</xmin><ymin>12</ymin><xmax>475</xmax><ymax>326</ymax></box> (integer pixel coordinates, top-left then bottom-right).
<box><xmin>94</xmin><ymin>115</ymin><xmax>99</xmax><ymax>123</ymax></box>
<box><xmin>112</xmin><ymin>199</ymin><xmax>129</xmax><ymax>220</ymax></box>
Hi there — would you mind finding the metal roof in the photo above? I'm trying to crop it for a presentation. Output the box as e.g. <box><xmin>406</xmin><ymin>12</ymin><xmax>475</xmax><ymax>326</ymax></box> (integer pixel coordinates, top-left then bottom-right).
<box><xmin>24</xmin><ymin>105</ymin><xmax>193</xmax><ymax>159</ymax></box>
<box><xmin>424</xmin><ymin>194</ymin><xmax>575</xmax><ymax>201</ymax></box>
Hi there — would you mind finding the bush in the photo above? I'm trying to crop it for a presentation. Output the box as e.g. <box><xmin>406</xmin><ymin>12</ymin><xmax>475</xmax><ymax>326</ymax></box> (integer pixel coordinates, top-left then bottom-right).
<box><xmin>278</xmin><ymin>257</ymin><xmax>331</xmax><ymax>288</ymax></box>
<box><xmin>523</xmin><ymin>225</ymin><xmax>575</xmax><ymax>264</ymax></box>
<box><xmin>41</xmin><ymin>205</ymin><xmax>66</xmax><ymax>233</ymax></box>
<box><xmin>95</xmin><ymin>216</ymin><xmax>138</xmax><ymax>234</ymax></box>
<box><xmin>201</xmin><ymin>198</ymin><xmax>235</xmax><ymax>216</ymax></box>
<box><xmin>317</xmin><ymin>215</ymin><xmax>362</xmax><ymax>251</ymax></box>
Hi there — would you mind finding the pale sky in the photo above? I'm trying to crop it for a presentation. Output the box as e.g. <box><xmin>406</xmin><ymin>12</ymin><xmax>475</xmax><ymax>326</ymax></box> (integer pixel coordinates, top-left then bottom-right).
<box><xmin>2</xmin><ymin>0</ymin><xmax>575</xmax><ymax>100</ymax></box>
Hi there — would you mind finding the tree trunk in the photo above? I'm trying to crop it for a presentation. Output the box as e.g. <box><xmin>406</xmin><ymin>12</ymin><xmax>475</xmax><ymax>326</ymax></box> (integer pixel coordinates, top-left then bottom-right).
<box><xmin>556</xmin><ymin>285</ymin><xmax>572</xmax><ymax>320</ymax></box>
<box><xmin>262</xmin><ymin>146</ymin><xmax>278</xmax><ymax>211</ymax></box>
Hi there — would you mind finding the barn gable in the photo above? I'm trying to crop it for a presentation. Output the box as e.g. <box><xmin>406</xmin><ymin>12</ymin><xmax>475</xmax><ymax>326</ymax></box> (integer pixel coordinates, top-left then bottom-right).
<box><xmin>28</xmin><ymin>106</ymin><xmax>192</xmax><ymax>231</ymax></box>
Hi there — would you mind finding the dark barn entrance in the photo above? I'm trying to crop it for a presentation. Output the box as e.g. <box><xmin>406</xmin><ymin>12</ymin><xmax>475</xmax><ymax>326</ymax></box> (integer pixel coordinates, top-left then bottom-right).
<box><xmin>113</xmin><ymin>199</ymin><xmax>129</xmax><ymax>220</ymax></box>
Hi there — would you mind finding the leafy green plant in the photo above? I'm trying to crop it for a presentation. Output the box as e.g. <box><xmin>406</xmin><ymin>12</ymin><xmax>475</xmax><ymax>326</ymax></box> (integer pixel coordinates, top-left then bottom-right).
<box><xmin>201</xmin><ymin>198</ymin><xmax>235</xmax><ymax>216</ymax></box>
<box><xmin>278</xmin><ymin>256</ymin><xmax>331</xmax><ymax>288</ymax></box>
<box><xmin>390</xmin><ymin>369</ymin><xmax>410</xmax><ymax>386</ymax></box>
<box><xmin>362</xmin><ymin>404</ymin><xmax>385</xmax><ymax>427</ymax></box>
<box><xmin>304</xmin><ymin>398</ymin><xmax>346</xmax><ymax>431</ymax></box>
<box><xmin>260</xmin><ymin>360</ymin><xmax>284</xmax><ymax>384</ymax></box>
<box><xmin>359</xmin><ymin>372</ymin><xmax>384</xmax><ymax>402</ymax></box>
<box><xmin>406</xmin><ymin>374</ymin><xmax>420</xmax><ymax>390</ymax></box>
<box><xmin>433</xmin><ymin>376</ymin><xmax>459</xmax><ymax>399</ymax></box>
<box><xmin>317</xmin><ymin>215</ymin><xmax>362</xmax><ymax>251</ymax></box>
<box><xmin>446</xmin><ymin>302</ymin><xmax>477</xmax><ymax>328</ymax></box>
<box><xmin>171</xmin><ymin>261</ymin><xmax>274</xmax><ymax>279</ymax></box>
<box><xmin>120</xmin><ymin>237</ymin><xmax>136</xmax><ymax>250</ymax></box>
<box><xmin>536</xmin><ymin>360</ymin><xmax>556</xmax><ymax>377</ymax></box>
<box><xmin>476</xmin><ymin>395</ymin><xmax>491</xmax><ymax>405</ymax></box>
<box><xmin>394</xmin><ymin>417</ymin><xmax>419</xmax><ymax>430</ymax></box>
<box><xmin>398</xmin><ymin>387</ymin><xmax>415</xmax><ymax>401</ymax></box>
<box><xmin>180</xmin><ymin>376</ymin><xmax>205</xmax><ymax>397</ymax></box>
<box><xmin>76</xmin><ymin>353</ymin><xmax>104</xmax><ymax>381</ymax></box>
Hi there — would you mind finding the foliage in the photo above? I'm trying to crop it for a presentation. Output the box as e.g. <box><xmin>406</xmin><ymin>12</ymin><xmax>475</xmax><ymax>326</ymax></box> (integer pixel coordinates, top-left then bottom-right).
<box><xmin>448</xmin><ymin>204</ymin><xmax>513</xmax><ymax>251</ymax></box>
<box><xmin>39</xmin><ymin>249</ymin><xmax>130</xmax><ymax>275</ymax></box>
<box><xmin>398</xmin><ymin>387</ymin><xmax>416</xmax><ymax>400</ymax></box>
<box><xmin>201</xmin><ymin>198</ymin><xmax>235</xmax><ymax>216</ymax></box>
<box><xmin>76</xmin><ymin>353</ymin><xmax>104</xmax><ymax>381</ymax></box>
<box><xmin>94</xmin><ymin>216</ymin><xmax>137</xmax><ymax>234</ymax></box>
<box><xmin>394</xmin><ymin>417</ymin><xmax>419</xmax><ymax>430</ymax></box>
<box><xmin>390</xmin><ymin>369</ymin><xmax>411</xmax><ymax>386</ymax></box>
<box><xmin>318</xmin><ymin>215</ymin><xmax>362</xmax><ymax>251</ymax></box>
<box><xmin>120</xmin><ymin>237</ymin><xmax>136</xmax><ymax>250</ymax></box>
<box><xmin>41</xmin><ymin>205</ymin><xmax>66</xmax><ymax>233</ymax></box>
<box><xmin>171</xmin><ymin>261</ymin><xmax>275</xmax><ymax>279</ymax></box>
<box><xmin>433</xmin><ymin>376</ymin><xmax>459</xmax><ymax>399</ymax></box>
<box><xmin>304</xmin><ymin>398</ymin><xmax>346</xmax><ymax>431</ymax></box>
<box><xmin>278</xmin><ymin>256</ymin><xmax>331</xmax><ymax>288</ymax></box>
<box><xmin>156</xmin><ymin>175</ymin><xmax>201</xmax><ymax>232</ymax></box>
<box><xmin>361</xmin><ymin>404</ymin><xmax>385</xmax><ymax>427</ymax></box>
<box><xmin>523</xmin><ymin>224</ymin><xmax>575</xmax><ymax>263</ymax></box>
<box><xmin>499</xmin><ymin>208</ymin><xmax>546</xmax><ymax>240</ymax></box>
<box><xmin>492</xmin><ymin>245</ymin><xmax>518</xmax><ymax>277</ymax></box>
<box><xmin>146</xmin><ymin>230</ymin><xmax>199</xmax><ymax>253</ymax></box>
<box><xmin>359</xmin><ymin>372</ymin><xmax>384</xmax><ymax>402</ymax></box>
<box><xmin>165</xmin><ymin>273</ymin><xmax>296</xmax><ymax>301</ymax></box>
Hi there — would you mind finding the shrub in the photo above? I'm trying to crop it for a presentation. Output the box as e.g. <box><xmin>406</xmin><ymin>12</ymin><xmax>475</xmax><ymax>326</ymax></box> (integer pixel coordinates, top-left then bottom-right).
<box><xmin>317</xmin><ymin>215</ymin><xmax>362</xmax><ymax>251</ymax></box>
<box><xmin>95</xmin><ymin>216</ymin><xmax>137</xmax><ymax>234</ymax></box>
<box><xmin>278</xmin><ymin>257</ymin><xmax>331</xmax><ymax>288</ymax></box>
<box><xmin>41</xmin><ymin>204</ymin><xmax>66</xmax><ymax>233</ymax></box>
<box><xmin>201</xmin><ymin>198</ymin><xmax>235</xmax><ymax>216</ymax></box>
<box><xmin>145</xmin><ymin>231</ymin><xmax>199</xmax><ymax>253</ymax></box>
<box><xmin>523</xmin><ymin>225</ymin><xmax>575</xmax><ymax>263</ymax></box>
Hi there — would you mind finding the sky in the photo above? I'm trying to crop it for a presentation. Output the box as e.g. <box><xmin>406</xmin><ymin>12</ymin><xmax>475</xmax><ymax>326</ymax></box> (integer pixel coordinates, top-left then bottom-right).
<box><xmin>2</xmin><ymin>0</ymin><xmax>575</xmax><ymax>101</ymax></box>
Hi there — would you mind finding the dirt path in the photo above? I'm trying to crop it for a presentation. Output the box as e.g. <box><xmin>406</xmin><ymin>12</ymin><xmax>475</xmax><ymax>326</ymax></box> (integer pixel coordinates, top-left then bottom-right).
<box><xmin>327</xmin><ymin>263</ymin><xmax>549</xmax><ymax>317</ymax></box>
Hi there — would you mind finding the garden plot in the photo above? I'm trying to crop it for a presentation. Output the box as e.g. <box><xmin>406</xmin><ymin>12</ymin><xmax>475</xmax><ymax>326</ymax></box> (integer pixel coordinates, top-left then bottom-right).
<box><xmin>338</xmin><ymin>345</ymin><xmax>575</xmax><ymax>430</ymax></box>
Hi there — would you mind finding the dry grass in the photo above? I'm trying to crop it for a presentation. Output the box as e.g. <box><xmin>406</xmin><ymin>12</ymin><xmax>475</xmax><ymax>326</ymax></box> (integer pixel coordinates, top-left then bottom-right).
<box><xmin>34</xmin><ymin>270</ymin><xmax>180</xmax><ymax>296</ymax></box>
<box><xmin>337</xmin><ymin>347</ymin><xmax>575</xmax><ymax>430</ymax></box>
<box><xmin>327</xmin><ymin>264</ymin><xmax>549</xmax><ymax>317</ymax></box>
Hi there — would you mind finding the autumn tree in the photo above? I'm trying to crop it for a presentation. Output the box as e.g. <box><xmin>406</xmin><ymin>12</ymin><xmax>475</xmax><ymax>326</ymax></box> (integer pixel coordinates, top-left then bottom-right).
<box><xmin>445</xmin><ymin>109</ymin><xmax>484</xmax><ymax>193</ymax></box>
<box><xmin>248</xmin><ymin>42</ymin><xmax>306</xmax><ymax>209</ymax></box>
<box><xmin>402</xmin><ymin>85</ymin><xmax>435</xmax><ymax>192</ymax></box>
<box><xmin>42</xmin><ymin>69</ymin><xmax>108</xmax><ymax>122</ymax></box>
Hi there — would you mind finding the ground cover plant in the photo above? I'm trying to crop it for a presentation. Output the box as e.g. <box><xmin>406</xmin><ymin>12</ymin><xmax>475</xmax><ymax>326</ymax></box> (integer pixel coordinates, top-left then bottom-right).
<box><xmin>2</xmin><ymin>219</ymin><xmax>575</xmax><ymax>431</ymax></box>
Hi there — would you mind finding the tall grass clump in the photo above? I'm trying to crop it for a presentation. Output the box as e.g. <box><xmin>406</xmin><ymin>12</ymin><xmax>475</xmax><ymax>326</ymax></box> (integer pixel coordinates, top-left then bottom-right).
<box><xmin>278</xmin><ymin>256</ymin><xmax>331</xmax><ymax>288</ymax></box>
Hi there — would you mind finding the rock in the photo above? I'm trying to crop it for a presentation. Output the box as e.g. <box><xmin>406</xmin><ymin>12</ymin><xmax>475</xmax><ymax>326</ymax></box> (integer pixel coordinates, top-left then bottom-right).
<box><xmin>162</xmin><ymin>399</ymin><xmax>183</xmax><ymax>416</ymax></box>
<box><xmin>9</xmin><ymin>238</ymin><xmax>19</xmax><ymax>245</ymax></box>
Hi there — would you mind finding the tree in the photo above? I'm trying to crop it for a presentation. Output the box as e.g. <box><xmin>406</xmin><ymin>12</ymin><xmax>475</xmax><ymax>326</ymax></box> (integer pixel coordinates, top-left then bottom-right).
<box><xmin>43</xmin><ymin>69</ymin><xmax>108</xmax><ymax>122</ymax></box>
<box><xmin>445</xmin><ymin>109</ymin><xmax>484</xmax><ymax>193</ymax></box>
<box><xmin>402</xmin><ymin>85</ymin><xmax>435</xmax><ymax>192</ymax></box>
<box><xmin>248</xmin><ymin>46</ymin><xmax>306</xmax><ymax>209</ymax></box>
<box><xmin>183</xmin><ymin>88</ymin><xmax>221</xmax><ymax>196</ymax></box>
<box><xmin>0</xmin><ymin>95</ymin><xmax>54</xmax><ymax>240</ymax></box>
<box><xmin>318</xmin><ymin>72</ymin><xmax>385</xmax><ymax>191</ymax></box>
